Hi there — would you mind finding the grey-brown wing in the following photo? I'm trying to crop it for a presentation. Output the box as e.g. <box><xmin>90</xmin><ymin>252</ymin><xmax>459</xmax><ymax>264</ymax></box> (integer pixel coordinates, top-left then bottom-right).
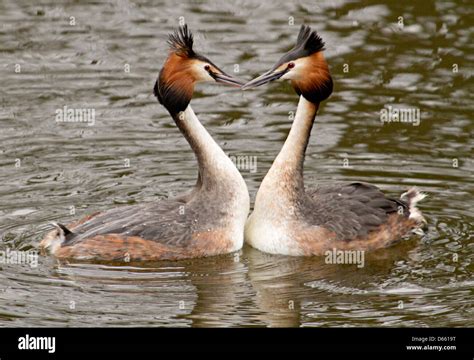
<box><xmin>305</xmin><ymin>182</ymin><xmax>408</xmax><ymax>240</ymax></box>
<box><xmin>63</xmin><ymin>198</ymin><xmax>203</xmax><ymax>248</ymax></box>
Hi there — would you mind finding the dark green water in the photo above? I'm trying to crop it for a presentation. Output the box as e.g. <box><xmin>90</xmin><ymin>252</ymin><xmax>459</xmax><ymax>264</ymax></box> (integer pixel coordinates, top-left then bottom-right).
<box><xmin>0</xmin><ymin>0</ymin><xmax>472</xmax><ymax>327</ymax></box>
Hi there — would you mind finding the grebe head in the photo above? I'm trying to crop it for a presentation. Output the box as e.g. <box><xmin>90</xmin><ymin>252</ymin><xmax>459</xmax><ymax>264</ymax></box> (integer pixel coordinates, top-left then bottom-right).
<box><xmin>154</xmin><ymin>24</ymin><xmax>243</xmax><ymax>114</ymax></box>
<box><xmin>242</xmin><ymin>25</ymin><xmax>333</xmax><ymax>103</ymax></box>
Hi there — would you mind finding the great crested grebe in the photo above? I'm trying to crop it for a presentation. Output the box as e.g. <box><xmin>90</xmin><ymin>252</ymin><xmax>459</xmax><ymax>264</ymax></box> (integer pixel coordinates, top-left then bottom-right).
<box><xmin>40</xmin><ymin>25</ymin><xmax>250</xmax><ymax>261</ymax></box>
<box><xmin>243</xmin><ymin>25</ymin><xmax>426</xmax><ymax>256</ymax></box>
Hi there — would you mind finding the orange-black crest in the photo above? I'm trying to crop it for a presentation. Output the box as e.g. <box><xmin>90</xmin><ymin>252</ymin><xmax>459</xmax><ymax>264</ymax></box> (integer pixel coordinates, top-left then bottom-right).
<box><xmin>295</xmin><ymin>24</ymin><xmax>325</xmax><ymax>54</ymax></box>
<box><xmin>272</xmin><ymin>25</ymin><xmax>326</xmax><ymax>71</ymax></box>
<box><xmin>154</xmin><ymin>25</ymin><xmax>237</xmax><ymax>115</ymax></box>
<box><xmin>154</xmin><ymin>25</ymin><xmax>199</xmax><ymax>115</ymax></box>
<box><xmin>167</xmin><ymin>24</ymin><xmax>195</xmax><ymax>58</ymax></box>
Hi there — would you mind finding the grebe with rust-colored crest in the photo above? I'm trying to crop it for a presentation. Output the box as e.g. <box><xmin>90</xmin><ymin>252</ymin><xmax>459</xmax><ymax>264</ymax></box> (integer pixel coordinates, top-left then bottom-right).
<box><xmin>243</xmin><ymin>25</ymin><xmax>426</xmax><ymax>256</ymax></box>
<box><xmin>40</xmin><ymin>25</ymin><xmax>250</xmax><ymax>261</ymax></box>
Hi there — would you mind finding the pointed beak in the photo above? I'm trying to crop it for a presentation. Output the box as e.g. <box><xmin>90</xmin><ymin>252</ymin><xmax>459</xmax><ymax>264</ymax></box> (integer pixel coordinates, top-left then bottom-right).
<box><xmin>241</xmin><ymin>68</ymin><xmax>288</xmax><ymax>90</ymax></box>
<box><xmin>211</xmin><ymin>71</ymin><xmax>245</xmax><ymax>87</ymax></box>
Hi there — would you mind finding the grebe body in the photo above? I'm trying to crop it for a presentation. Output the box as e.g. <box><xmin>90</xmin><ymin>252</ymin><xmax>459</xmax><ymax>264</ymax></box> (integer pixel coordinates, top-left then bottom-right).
<box><xmin>41</xmin><ymin>26</ymin><xmax>249</xmax><ymax>261</ymax></box>
<box><xmin>243</xmin><ymin>25</ymin><xmax>426</xmax><ymax>256</ymax></box>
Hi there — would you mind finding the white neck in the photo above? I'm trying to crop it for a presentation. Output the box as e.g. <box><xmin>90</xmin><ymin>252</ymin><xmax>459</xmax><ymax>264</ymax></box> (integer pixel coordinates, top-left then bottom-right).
<box><xmin>261</xmin><ymin>96</ymin><xmax>318</xmax><ymax>198</ymax></box>
<box><xmin>245</xmin><ymin>96</ymin><xmax>318</xmax><ymax>254</ymax></box>
<box><xmin>176</xmin><ymin>105</ymin><xmax>246</xmax><ymax>191</ymax></box>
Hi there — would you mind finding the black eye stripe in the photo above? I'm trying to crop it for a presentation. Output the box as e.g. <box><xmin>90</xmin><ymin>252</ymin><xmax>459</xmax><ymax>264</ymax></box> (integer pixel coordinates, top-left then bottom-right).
<box><xmin>208</xmin><ymin>70</ymin><xmax>217</xmax><ymax>80</ymax></box>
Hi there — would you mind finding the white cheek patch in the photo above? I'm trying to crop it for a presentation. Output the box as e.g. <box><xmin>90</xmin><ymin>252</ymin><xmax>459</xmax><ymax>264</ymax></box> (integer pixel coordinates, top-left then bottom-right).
<box><xmin>40</xmin><ymin>222</ymin><xmax>68</xmax><ymax>255</ymax></box>
<box><xmin>190</xmin><ymin>62</ymin><xmax>214</xmax><ymax>82</ymax></box>
<box><xmin>281</xmin><ymin>57</ymin><xmax>309</xmax><ymax>80</ymax></box>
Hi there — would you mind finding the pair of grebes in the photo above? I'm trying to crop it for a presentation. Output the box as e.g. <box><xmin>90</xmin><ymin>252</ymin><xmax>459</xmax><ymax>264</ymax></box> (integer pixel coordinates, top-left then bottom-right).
<box><xmin>41</xmin><ymin>25</ymin><xmax>426</xmax><ymax>261</ymax></box>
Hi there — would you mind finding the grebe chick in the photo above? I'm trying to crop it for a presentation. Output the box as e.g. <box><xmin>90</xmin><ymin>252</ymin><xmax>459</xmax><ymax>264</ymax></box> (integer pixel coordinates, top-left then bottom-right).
<box><xmin>41</xmin><ymin>25</ymin><xmax>250</xmax><ymax>261</ymax></box>
<box><xmin>243</xmin><ymin>25</ymin><xmax>426</xmax><ymax>256</ymax></box>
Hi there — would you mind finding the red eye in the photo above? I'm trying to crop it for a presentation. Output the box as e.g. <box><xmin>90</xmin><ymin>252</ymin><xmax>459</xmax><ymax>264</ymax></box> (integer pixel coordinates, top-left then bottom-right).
<box><xmin>204</xmin><ymin>65</ymin><xmax>211</xmax><ymax>71</ymax></box>
<box><xmin>288</xmin><ymin>62</ymin><xmax>295</xmax><ymax>69</ymax></box>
